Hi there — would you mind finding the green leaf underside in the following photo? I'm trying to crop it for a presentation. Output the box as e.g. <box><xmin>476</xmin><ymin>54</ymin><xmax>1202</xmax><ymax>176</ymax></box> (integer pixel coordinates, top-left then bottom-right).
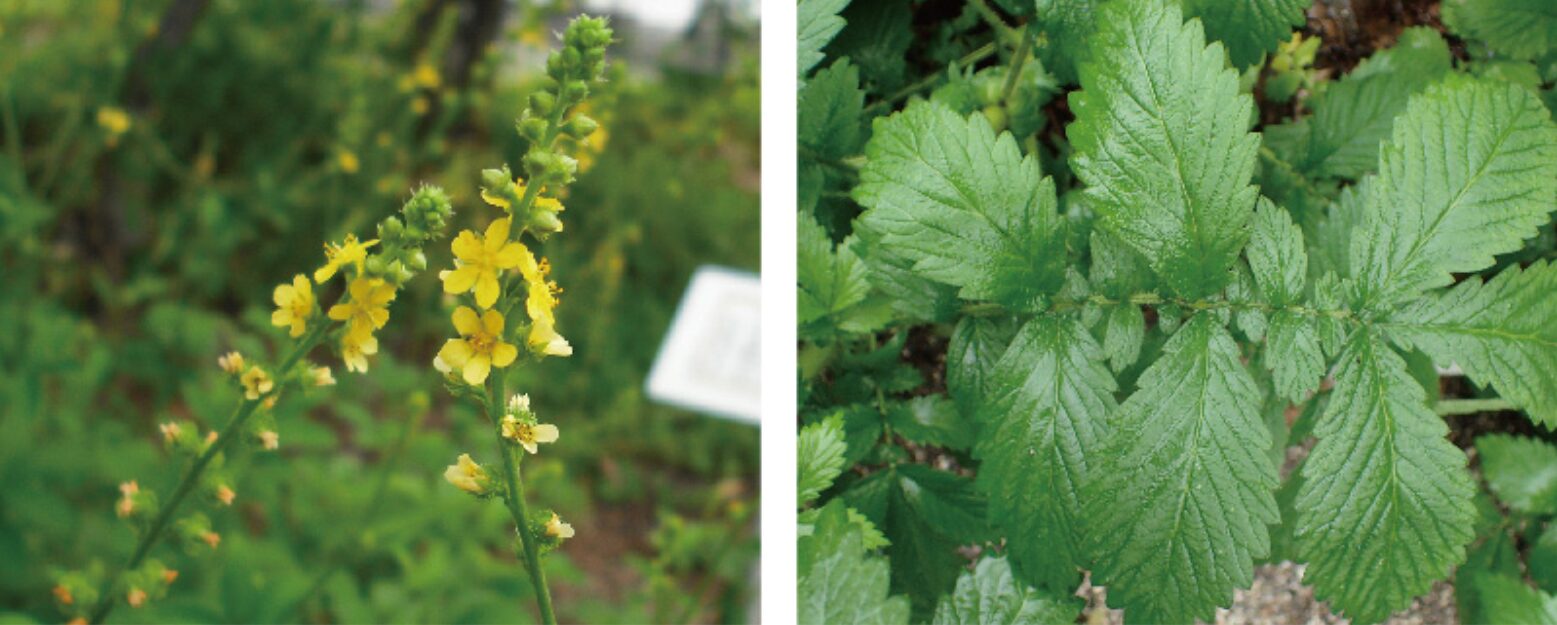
<box><xmin>1269</xmin><ymin>27</ymin><xmax>1452</xmax><ymax>181</ymax></box>
<box><xmin>798</xmin><ymin>0</ymin><xmax>850</xmax><ymax>77</ymax></box>
<box><xmin>798</xmin><ymin>416</ymin><xmax>848</xmax><ymax>506</ymax></box>
<box><xmin>931</xmin><ymin>556</ymin><xmax>1082</xmax><ymax>625</ymax></box>
<box><xmin>1295</xmin><ymin>332</ymin><xmax>1475</xmax><ymax>624</ymax></box>
<box><xmin>1384</xmin><ymin>260</ymin><xmax>1557</xmax><ymax>427</ymax></box>
<box><xmin>1069</xmin><ymin>0</ymin><xmax>1261</xmax><ymax>299</ymax></box>
<box><xmin>798</xmin><ymin>501</ymin><xmax>912</xmax><ymax>624</ymax></box>
<box><xmin>1474</xmin><ymin>434</ymin><xmax>1557</xmax><ymax>515</ymax></box>
<box><xmin>797</xmin><ymin>213</ymin><xmax>870</xmax><ymax>326</ymax></box>
<box><xmin>1182</xmin><ymin>0</ymin><xmax>1310</xmax><ymax>68</ymax></box>
<box><xmin>855</xmin><ymin>101</ymin><xmax>1065</xmax><ymax>309</ymax></box>
<box><xmin>1349</xmin><ymin>76</ymin><xmax>1557</xmax><ymax>308</ymax></box>
<box><xmin>1443</xmin><ymin>0</ymin><xmax>1557</xmax><ymax>61</ymax></box>
<box><xmin>978</xmin><ymin>315</ymin><xmax>1116</xmax><ymax>592</ymax></box>
<box><xmin>1085</xmin><ymin>314</ymin><xmax>1276</xmax><ymax>624</ymax></box>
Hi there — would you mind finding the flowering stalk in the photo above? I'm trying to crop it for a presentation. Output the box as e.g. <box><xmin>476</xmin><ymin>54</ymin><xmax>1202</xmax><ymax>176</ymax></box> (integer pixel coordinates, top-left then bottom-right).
<box><xmin>435</xmin><ymin>16</ymin><xmax>610</xmax><ymax>625</ymax></box>
<box><xmin>72</xmin><ymin>188</ymin><xmax>452</xmax><ymax>624</ymax></box>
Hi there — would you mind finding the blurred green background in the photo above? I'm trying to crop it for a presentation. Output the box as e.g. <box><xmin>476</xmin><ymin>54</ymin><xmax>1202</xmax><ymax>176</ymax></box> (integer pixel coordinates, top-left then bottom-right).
<box><xmin>0</xmin><ymin>0</ymin><xmax>759</xmax><ymax>622</ymax></box>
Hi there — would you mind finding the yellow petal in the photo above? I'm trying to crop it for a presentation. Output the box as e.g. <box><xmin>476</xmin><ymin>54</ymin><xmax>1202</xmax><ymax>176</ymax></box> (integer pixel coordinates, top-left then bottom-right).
<box><xmin>442</xmin><ymin>265</ymin><xmax>479</xmax><ymax>294</ymax></box>
<box><xmin>313</xmin><ymin>263</ymin><xmax>336</xmax><ymax>283</ymax></box>
<box><xmin>349</xmin><ymin>278</ymin><xmax>373</xmax><ymax>302</ymax></box>
<box><xmin>451</xmin><ymin>230</ymin><xmax>484</xmax><ymax>261</ymax></box>
<box><xmin>482</xmin><ymin>309</ymin><xmax>505</xmax><ymax>335</ymax></box>
<box><xmin>533</xmin><ymin>423</ymin><xmax>559</xmax><ymax>444</ymax></box>
<box><xmin>371</xmin><ymin>282</ymin><xmax>396</xmax><ymax>305</ymax></box>
<box><xmin>462</xmin><ymin>355</ymin><xmax>491</xmax><ymax>385</ymax></box>
<box><xmin>289</xmin><ymin>320</ymin><xmax>307</xmax><ymax>338</ymax></box>
<box><xmin>475</xmin><ymin>273</ymin><xmax>500</xmax><ymax>309</ymax></box>
<box><xmin>274</xmin><ymin>284</ymin><xmax>294</xmax><ymax>307</ymax></box>
<box><xmin>481</xmin><ymin>188</ymin><xmax>510</xmax><ymax>209</ymax></box>
<box><xmin>438</xmin><ymin>338</ymin><xmax>473</xmax><ymax>367</ymax></box>
<box><xmin>452</xmin><ymin>306</ymin><xmax>481</xmax><ymax>336</ymax></box>
<box><xmin>271</xmin><ymin>309</ymin><xmax>293</xmax><ymax>327</ymax></box>
<box><xmin>491</xmin><ymin>341</ymin><xmax>518</xmax><ymax>367</ymax></box>
<box><xmin>484</xmin><ymin>218</ymin><xmax>512</xmax><ymax>252</ymax></box>
<box><xmin>356</xmin><ymin>333</ymin><xmax>379</xmax><ymax>355</ymax></box>
<box><xmin>521</xmin><ymin>440</ymin><xmax>538</xmax><ymax>454</ymax></box>
<box><xmin>492</xmin><ymin>242</ymin><xmax>530</xmax><ymax>270</ymax></box>
<box><xmin>328</xmin><ymin>303</ymin><xmax>353</xmax><ymax>321</ymax></box>
<box><xmin>292</xmin><ymin>274</ymin><xmax>311</xmax><ymax>295</ymax></box>
<box><xmin>369</xmin><ymin>308</ymin><xmax>390</xmax><ymax>329</ymax></box>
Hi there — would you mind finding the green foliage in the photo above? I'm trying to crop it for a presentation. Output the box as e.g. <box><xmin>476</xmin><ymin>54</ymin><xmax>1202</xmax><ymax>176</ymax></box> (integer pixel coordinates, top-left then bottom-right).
<box><xmin>798</xmin><ymin>501</ymin><xmax>911</xmax><ymax>625</ymax></box>
<box><xmin>1443</xmin><ymin>0</ymin><xmax>1557</xmax><ymax>61</ymax></box>
<box><xmin>798</xmin><ymin>0</ymin><xmax>1557</xmax><ymax>622</ymax></box>
<box><xmin>930</xmin><ymin>556</ymin><xmax>1081</xmax><ymax>625</ymax></box>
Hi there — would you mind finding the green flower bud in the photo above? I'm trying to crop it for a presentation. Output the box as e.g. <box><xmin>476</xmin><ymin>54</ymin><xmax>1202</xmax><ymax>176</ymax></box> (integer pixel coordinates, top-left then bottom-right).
<box><xmin>519</xmin><ymin>116</ymin><xmax>548</xmax><ymax>142</ymax></box>
<box><xmin>409</xmin><ymin>250</ymin><xmax>427</xmax><ymax>272</ymax></box>
<box><xmin>563</xmin><ymin>114</ymin><xmax>598</xmax><ymax>138</ymax></box>
<box><xmin>562</xmin><ymin>80</ymin><xmax>588</xmax><ymax>102</ymax></box>
<box><xmin>529</xmin><ymin>91</ymin><xmax>556</xmax><ymax>116</ymax></box>
<box><xmin>365</xmin><ymin>256</ymin><xmax>388</xmax><ymax>276</ymax></box>
<box><xmin>378</xmin><ymin>216</ymin><xmax>405</xmax><ymax>240</ymax></box>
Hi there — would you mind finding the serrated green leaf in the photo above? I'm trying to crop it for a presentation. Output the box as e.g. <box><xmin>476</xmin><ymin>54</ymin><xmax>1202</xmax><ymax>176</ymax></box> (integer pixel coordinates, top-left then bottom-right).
<box><xmin>1265</xmin><ymin>312</ymin><xmax>1325</xmax><ymax>403</ymax></box>
<box><xmin>931</xmin><ymin>556</ymin><xmax>1083</xmax><ymax>625</ymax></box>
<box><xmin>1443</xmin><ymin>0</ymin><xmax>1557</xmax><ymax>61</ymax></box>
<box><xmin>1268</xmin><ymin>27</ymin><xmax>1452</xmax><ymax>181</ymax></box>
<box><xmin>1529</xmin><ymin>523</ymin><xmax>1557</xmax><ymax>593</ymax></box>
<box><xmin>1475</xmin><ymin>434</ymin><xmax>1557</xmax><ymax>515</ymax></box>
<box><xmin>799</xmin><ymin>415</ymin><xmax>849</xmax><ymax>506</ymax></box>
<box><xmin>800</xmin><ymin>60</ymin><xmax>866</xmax><ymax>161</ymax></box>
<box><xmin>1475</xmin><ymin>574</ymin><xmax>1557</xmax><ymax>625</ymax></box>
<box><xmin>978</xmin><ymin>316</ymin><xmax>1115</xmax><ymax>592</ymax></box>
<box><xmin>1182</xmin><ymin>0</ymin><xmax>1311</xmax><ymax>68</ymax></box>
<box><xmin>799</xmin><ymin>0</ymin><xmax>851</xmax><ymax>78</ymax></box>
<box><xmin>1295</xmin><ymin>332</ymin><xmax>1475</xmax><ymax>624</ymax></box>
<box><xmin>1383</xmin><ymin>261</ymin><xmax>1557</xmax><ymax>427</ymax></box>
<box><xmin>1312</xmin><ymin>180</ymin><xmax>1368</xmax><ymax>278</ymax></box>
<box><xmin>1033</xmin><ymin>0</ymin><xmax>1098</xmax><ymax>84</ymax></box>
<box><xmin>846</xmin><ymin>465</ymin><xmax>989</xmax><ymax>616</ymax></box>
<box><xmin>1247</xmin><ymin>198</ymin><xmax>1308</xmax><ymax>306</ymax></box>
<box><xmin>1350</xmin><ymin>76</ymin><xmax>1557</xmax><ymax>308</ymax></box>
<box><xmin>798</xmin><ymin>504</ymin><xmax>891</xmax><ymax>551</ymax></box>
<box><xmin>1069</xmin><ymin>0</ymin><xmax>1261</xmax><ymax>299</ymax></box>
<box><xmin>827</xmin><ymin>0</ymin><xmax>912</xmax><ymax>95</ymax></box>
<box><xmin>1457</xmin><ymin>529</ymin><xmax>1522</xmax><ymax>624</ymax></box>
<box><xmin>1085</xmin><ymin>313</ymin><xmax>1277</xmax><ymax>624</ymax></box>
<box><xmin>798</xmin><ymin>500</ymin><xmax>912</xmax><ymax>624</ymax></box>
<box><xmin>856</xmin><ymin>101</ymin><xmax>1066</xmax><ymax>309</ymax></box>
<box><xmin>1102</xmin><ymin>304</ymin><xmax>1144</xmax><ymax>373</ymax></box>
<box><xmin>853</xmin><ymin>217</ymin><xmax>962</xmax><ymax>323</ymax></box>
<box><xmin>948</xmin><ymin>315</ymin><xmax>1019</xmax><ymax>421</ymax></box>
<box><xmin>798</xmin><ymin>213</ymin><xmax>871</xmax><ymax>327</ymax></box>
<box><xmin>1087</xmin><ymin>230</ymin><xmax>1154</xmax><ymax>298</ymax></box>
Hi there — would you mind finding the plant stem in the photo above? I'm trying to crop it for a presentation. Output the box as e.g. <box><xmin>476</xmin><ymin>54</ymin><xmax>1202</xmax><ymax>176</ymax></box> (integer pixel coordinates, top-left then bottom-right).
<box><xmin>486</xmin><ymin>376</ymin><xmax>557</xmax><ymax>625</ymax></box>
<box><xmin>1434</xmin><ymin>398</ymin><xmax>1517</xmax><ymax>416</ymax></box>
<box><xmin>864</xmin><ymin>42</ymin><xmax>998</xmax><ymax>116</ymax></box>
<box><xmin>968</xmin><ymin>0</ymin><xmax>1020</xmax><ymax>46</ymax></box>
<box><xmin>88</xmin><ymin>322</ymin><xmax>327</xmax><ymax>624</ymax></box>
<box><xmin>1000</xmin><ymin>25</ymin><xmax>1034</xmax><ymax>105</ymax></box>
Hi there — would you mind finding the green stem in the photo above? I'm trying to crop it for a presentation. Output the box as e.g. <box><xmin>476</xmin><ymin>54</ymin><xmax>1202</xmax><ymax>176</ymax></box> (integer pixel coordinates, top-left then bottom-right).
<box><xmin>88</xmin><ymin>322</ymin><xmax>327</xmax><ymax>624</ymax></box>
<box><xmin>968</xmin><ymin>0</ymin><xmax>1019</xmax><ymax>46</ymax></box>
<box><xmin>864</xmin><ymin>42</ymin><xmax>998</xmax><ymax>116</ymax></box>
<box><xmin>1434</xmin><ymin>398</ymin><xmax>1517</xmax><ymax>416</ymax></box>
<box><xmin>1000</xmin><ymin>25</ymin><xmax>1034</xmax><ymax>105</ymax></box>
<box><xmin>487</xmin><ymin>377</ymin><xmax>557</xmax><ymax>625</ymax></box>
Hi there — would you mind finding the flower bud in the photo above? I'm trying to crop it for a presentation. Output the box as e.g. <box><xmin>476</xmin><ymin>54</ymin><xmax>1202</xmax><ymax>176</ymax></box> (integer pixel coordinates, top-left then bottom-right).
<box><xmin>443</xmin><ymin>453</ymin><xmax>495</xmax><ymax>496</ymax></box>
<box><xmin>528</xmin><ymin>91</ymin><xmax>556</xmax><ymax>116</ymax></box>
<box><xmin>519</xmin><ymin>116</ymin><xmax>548</xmax><ymax>142</ymax></box>
<box><xmin>563</xmin><ymin>115</ymin><xmax>598</xmax><ymax>138</ymax></box>
<box><xmin>561</xmin><ymin>80</ymin><xmax>589</xmax><ymax>102</ymax></box>
<box><xmin>408</xmin><ymin>250</ymin><xmax>427</xmax><ymax>272</ymax></box>
<box><xmin>378</xmin><ymin>216</ymin><xmax>404</xmax><ymax>241</ymax></box>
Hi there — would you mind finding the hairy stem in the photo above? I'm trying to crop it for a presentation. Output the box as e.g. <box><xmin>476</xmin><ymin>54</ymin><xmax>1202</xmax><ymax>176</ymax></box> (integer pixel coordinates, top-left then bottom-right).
<box><xmin>864</xmin><ymin>42</ymin><xmax>998</xmax><ymax>115</ymax></box>
<box><xmin>968</xmin><ymin>0</ymin><xmax>1020</xmax><ymax>46</ymax></box>
<box><xmin>486</xmin><ymin>375</ymin><xmax>557</xmax><ymax>625</ymax></box>
<box><xmin>88</xmin><ymin>321</ymin><xmax>327</xmax><ymax>624</ymax></box>
<box><xmin>1000</xmin><ymin>25</ymin><xmax>1035</xmax><ymax>105</ymax></box>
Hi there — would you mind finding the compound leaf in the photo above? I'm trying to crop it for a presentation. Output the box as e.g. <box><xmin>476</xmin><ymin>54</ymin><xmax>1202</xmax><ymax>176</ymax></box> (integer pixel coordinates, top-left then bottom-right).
<box><xmin>799</xmin><ymin>415</ymin><xmax>849</xmax><ymax>506</ymax></box>
<box><xmin>1350</xmin><ymin>76</ymin><xmax>1557</xmax><ymax>308</ymax></box>
<box><xmin>799</xmin><ymin>500</ymin><xmax>912</xmax><ymax>624</ymax></box>
<box><xmin>1069</xmin><ymin>0</ymin><xmax>1261</xmax><ymax>299</ymax></box>
<box><xmin>799</xmin><ymin>60</ymin><xmax>866</xmax><ymax>161</ymax></box>
<box><xmin>1182</xmin><ymin>0</ymin><xmax>1311</xmax><ymax>68</ymax></box>
<box><xmin>1247</xmin><ymin>198</ymin><xmax>1308</xmax><ymax>306</ymax></box>
<box><xmin>797</xmin><ymin>213</ymin><xmax>871</xmax><ymax>327</ymax></box>
<box><xmin>1085</xmin><ymin>313</ymin><xmax>1277</xmax><ymax>624</ymax></box>
<box><xmin>856</xmin><ymin>100</ymin><xmax>1066</xmax><ymax>310</ymax></box>
<box><xmin>1475</xmin><ymin>434</ymin><xmax>1557</xmax><ymax>516</ymax></box>
<box><xmin>1384</xmin><ymin>260</ymin><xmax>1557</xmax><ymax>427</ymax></box>
<box><xmin>1265</xmin><ymin>311</ymin><xmax>1325</xmax><ymax>403</ymax></box>
<box><xmin>931</xmin><ymin>556</ymin><xmax>1083</xmax><ymax>625</ymax></box>
<box><xmin>1295</xmin><ymin>332</ymin><xmax>1475</xmax><ymax>623</ymax></box>
<box><xmin>948</xmin><ymin>315</ymin><xmax>1019</xmax><ymax>421</ymax></box>
<box><xmin>1102</xmin><ymin>304</ymin><xmax>1145</xmax><ymax>373</ymax></box>
<box><xmin>977</xmin><ymin>315</ymin><xmax>1115</xmax><ymax>592</ymax></box>
<box><xmin>799</xmin><ymin>0</ymin><xmax>851</xmax><ymax>77</ymax></box>
<box><xmin>1443</xmin><ymin>0</ymin><xmax>1557</xmax><ymax>61</ymax></box>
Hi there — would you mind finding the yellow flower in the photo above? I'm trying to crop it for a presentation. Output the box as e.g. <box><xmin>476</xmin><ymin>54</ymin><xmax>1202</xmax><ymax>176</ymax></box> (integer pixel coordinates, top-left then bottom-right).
<box><xmin>159</xmin><ymin>421</ymin><xmax>182</xmax><ymax>444</ymax></box>
<box><xmin>413</xmin><ymin>62</ymin><xmax>441</xmax><ymax>89</ymax></box>
<box><xmin>259</xmin><ymin>430</ymin><xmax>279</xmax><ymax>450</ymax></box>
<box><xmin>481</xmin><ymin>177</ymin><xmax>564</xmax><ymax>215</ymax></box>
<box><xmin>328</xmin><ymin>278</ymin><xmax>396</xmax><ymax>335</ymax></box>
<box><xmin>97</xmin><ymin>106</ymin><xmax>130</xmax><ymax>135</ymax></box>
<box><xmin>528</xmin><ymin>317</ymin><xmax>572</xmax><ymax>357</ymax></box>
<box><xmin>440</xmin><ymin>218</ymin><xmax>534</xmax><ymax>308</ymax></box>
<box><xmin>337</xmin><ymin>149</ymin><xmax>360</xmax><ymax>174</ymax></box>
<box><xmin>545</xmin><ymin>513</ymin><xmax>575</xmax><ymax>539</ymax></box>
<box><xmin>501</xmin><ymin>416</ymin><xmax>558</xmax><ymax>454</ymax></box>
<box><xmin>310</xmin><ymin>366</ymin><xmax>336</xmax><ymax>387</ymax></box>
<box><xmin>200</xmin><ymin>531</ymin><xmax>221</xmax><ymax>549</ymax></box>
<box><xmin>314</xmin><ymin>234</ymin><xmax>379</xmax><ymax>283</ymax></box>
<box><xmin>116</xmin><ymin>481</ymin><xmax>139</xmax><ymax>518</ymax></box>
<box><xmin>270</xmin><ymin>274</ymin><xmax>315</xmax><ymax>337</ymax></box>
<box><xmin>240</xmin><ymin>366</ymin><xmax>274</xmax><ymax>400</ymax></box>
<box><xmin>215</xmin><ymin>485</ymin><xmax>235</xmax><ymax>506</ymax></box>
<box><xmin>443</xmin><ymin>453</ymin><xmax>490</xmax><ymax>494</ymax></box>
<box><xmin>341</xmin><ymin>329</ymin><xmax>379</xmax><ymax>374</ymax></box>
<box><xmin>437</xmin><ymin>306</ymin><xmax>519</xmax><ymax>385</ymax></box>
<box><xmin>127</xmin><ymin>588</ymin><xmax>146</xmax><ymax>608</ymax></box>
<box><xmin>218</xmin><ymin>351</ymin><xmax>245</xmax><ymax>374</ymax></box>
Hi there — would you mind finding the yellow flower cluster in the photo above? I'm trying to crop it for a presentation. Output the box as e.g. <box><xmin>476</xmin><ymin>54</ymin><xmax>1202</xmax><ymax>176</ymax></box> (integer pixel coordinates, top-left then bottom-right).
<box><xmin>270</xmin><ymin>274</ymin><xmax>314</xmax><ymax>337</ymax></box>
<box><xmin>441</xmin><ymin>218</ymin><xmax>532</xmax><ymax>309</ymax></box>
<box><xmin>437</xmin><ymin>306</ymin><xmax>518</xmax><ymax>385</ymax></box>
